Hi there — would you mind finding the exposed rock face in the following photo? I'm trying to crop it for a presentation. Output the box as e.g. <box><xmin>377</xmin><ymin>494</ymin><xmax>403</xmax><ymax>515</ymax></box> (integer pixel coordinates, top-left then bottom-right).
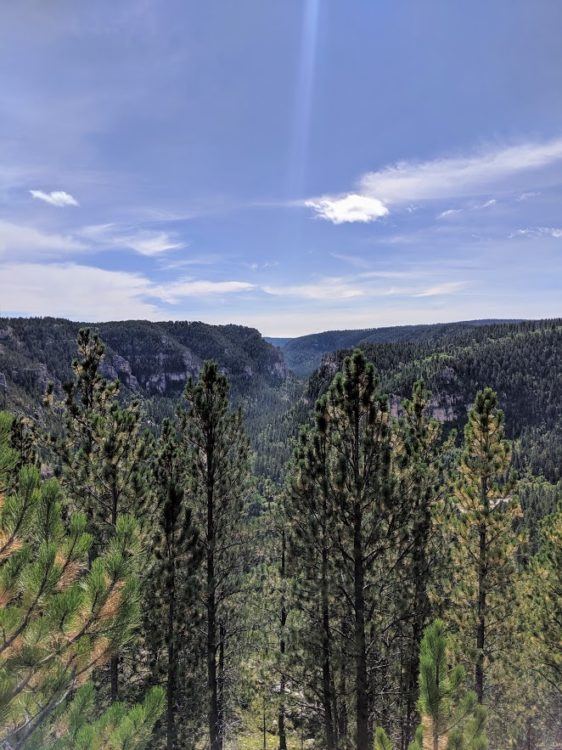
<box><xmin>390</xmin><ymin>393</ymin><xmax>461</xmax><ymax>423</ymax></box>
<box><xmin>0</xmin><ymin>317</ymin><xmax>289</xmax><ymax>409</ymax></box>
<box><xmin>101</xmin><ymin>354</ymin><xmax>139</xmax><ymax>390</ymax></box>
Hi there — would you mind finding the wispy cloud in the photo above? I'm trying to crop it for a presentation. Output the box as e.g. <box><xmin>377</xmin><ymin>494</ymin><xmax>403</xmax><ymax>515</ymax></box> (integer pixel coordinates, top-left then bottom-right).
<box><xmin>262</xmin><ymin>273</ymin><xmax>466</xmax><ymax>300</ymax></box>
<box><xmin>360</xmin><ymin>138</ymin><xmax>562</xmax><ymax>204</ymax></box>
<box><xmin>414</xmin><ymin>281</ymin><xmax>467</xmax><ymax>297</ymax></box>
<box><xmin>0</xmin><ymin>262</ymin><xmax>257</xmax><ymax>319</ymax></box>
<box><xmin>510</xmin><ymin>226</ymin><xmax>562</xmax><ymax>239</ymax></box>
<box><xmin>305</xmin><ymin>194</ymin><xmax>389</xmax><ymax>224</ymax></box>
<box><xmin>263</xmin><ymin>277</ymin><xmax>366</xmax><ymax>300</ymax></box>
<box><xmin>0</xmin><ymin>262</ymin><xmax>158</xmax><ymax>320</ymax></box>
<box><xmin>30</xmin><ymin>190</ymin><xmax>79</xmax><ymax>207</ymax></box>
<box><xmin>306</xmin><ymin>138</ymin><xmax>562</xmax><ymax>224</ymax></box>
<box><xmin>80</xmin><ymin>223</ymin><xmax>185</xmax><ymax>256</ymax></box>
<box><xmin>0</xmin><ymin>220</ymin><xmax>86</xmax><ymax>258</ymax></box>
<box><xmin>120</xmin><ymin>231</ymin><xmax>184</xmax><ymax>256</ymax></box>
<box><xmin>154</xmin><ymin>279</ymin><xmax>255</xmax><ymax>303</ymax></box>
<box><xmin>438</xmin><ymin>208</ymin><xmax>463</xmax><ymax>220</ymax></box>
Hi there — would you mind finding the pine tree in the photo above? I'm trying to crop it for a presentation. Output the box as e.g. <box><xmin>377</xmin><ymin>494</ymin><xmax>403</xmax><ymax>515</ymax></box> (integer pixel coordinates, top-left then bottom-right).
<box><xmin>180</xmin><ymin>361</ymin><xmax>251</xmax><ymax>750</ymax></box>
<box><xmin>395</xmin><ymin>382</ymin><xmax>451</xmax><ymax>750</ymax></box>
<box><xmin>25</xmin><ymin>683</ymin><xmax>164</xmax><ymax>750</ymax></box>
<box><xmin>45</xmin><ymin>329</ymin><xmax>152</xmax><ymax>700</ymax></box>
<box><xmin>520</xmin><ymin>504</ymin><xmax>561</xmax><ymax>695</ymax></box>
<box><xmin>326</xmin><ymin>351</ymin><xmax>397</xmax><ymax>750</ymax></box>
<box><xmin>447</xmin><ymin>389</ymin><xmax>520</xmax><ymax>705</ymax></box>
<box><xmin>409</xmin><ymin>621</ymin><xmax>487</xmax><ymax>750</ymax></box>
<box><xmin>288</xmin><ymin>350</ymin><xmax>405</xmax><ymax>749</ymax></box>
<box><xmin>287</xmin><ymin>396</ymin><xmax>340</xmax><ymax>750</ymax></box>
<box><xmin>0</xmin><ymin>412</ymin><xmax>142</xmax><ymax>749</ymax></box>
<box><xmin>144</xmin><ymin>418</ymin><xmax>201</xmax><ymax>750</ymax></box>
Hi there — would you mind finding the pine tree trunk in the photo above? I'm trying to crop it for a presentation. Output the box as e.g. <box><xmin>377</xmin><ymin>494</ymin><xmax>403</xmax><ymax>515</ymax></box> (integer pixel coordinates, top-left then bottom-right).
<box><xmin>354</xmin><ymin>507</ymin><xmax>369</xmax><ymax>750</ymax></box>
<box><xmin>166</xmin><ymin>561</ymin><xmax>177</xmax><ymax>750</ymax></box>
<box><xmin>475</xmin><ymin>519</ymin><xmax>486</xmax><ymax>703</ymax></box>
<box><xmin>207</xmin><ymin>452</ymin><xmax>221</xmax><ymax>750</ymax></box>
<box><xmin>110</xmin><ymin>481</ymin><xmax>119</xmax><ymax>702</ymax></box>
<box><xmin>278</xmin><ymin>530</ymin><xmax>288</xmax><ymax>750</ymax></box>
<box><xmin>218</xmin><ymin>622</ymin><xmax>225</xmax><ymax>750</ymax></box>
<box><xmin>403</xmin><ymin>510</ymin><xmax>431</xmax><ymax>750</ymax></box>
<box><xmin>338</xmin><ymin>663</ymin><xmax>348</xmax><ymax>744</ymax></box>
<box><xmin>353</xmin><ymin>403</ymin><xmax>369</xmax><ymax>750</ymax></box>
<box><xmin>321</xmin><ymin>541</ymin><xmax>337</xmax><ymax>750</ymax></box>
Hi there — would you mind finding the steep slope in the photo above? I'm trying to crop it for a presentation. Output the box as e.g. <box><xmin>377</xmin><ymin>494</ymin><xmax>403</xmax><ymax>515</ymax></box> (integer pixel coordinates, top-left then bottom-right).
<box><xmin>0</xmin><ymin>317</ymin><xmax>288</xmax><ymax>415</ymax></box>
<box><xmin>278</xmin><ymin>319</ymin><xmax>521</xmax><ymax>376</ymax></box>
<box><xmin>307</xmin><ymin>318</ymin><xmax>561</xmax><ymax>481</ymax></box>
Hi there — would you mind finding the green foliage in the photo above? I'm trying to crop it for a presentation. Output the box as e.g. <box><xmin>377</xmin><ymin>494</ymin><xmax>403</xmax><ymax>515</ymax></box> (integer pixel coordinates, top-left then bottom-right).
<box><xmin>445</xmin><ymin>389</ymin><xmax>520</xmax><ymax>708</ymax></box>
<box><xmin>1</xmin><ymin>319</ymin><xmax>561</xmax><ymax>750</ymax></box>
<box><xmin>26</xmin><ymin>684</ymin><xmax>164</xmax><ymax>750</ymax></box>
<box><xmin>375</xmin><ymin>726</ymin><xmax>394</xmax><ymax>750</ymax></box>
<box><xmin>0</xmin><ymin>413</ymin><xmax>142</xmax><ymax>749</ymax></box>
<box><xmin>410</xmin><ymin>621</ymin><xmax>487</xmax><ymax>750</ymax></box>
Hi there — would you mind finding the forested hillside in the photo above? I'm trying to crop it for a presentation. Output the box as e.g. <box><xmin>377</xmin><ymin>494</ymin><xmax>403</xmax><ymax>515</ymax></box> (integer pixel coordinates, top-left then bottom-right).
<box><xmin>273</xmin><ymin>319</ymin><xmax>521</xmax><ymax>376</ymax></box>
<box><xmin>0</xmin><ymin>317</ymin><xmax>560</xmax><ymax>750</ymax></box>
<box><xmin>0</xmin><ymin>317</ymin><xmax>287</xmax><ymax>404</ymax></box>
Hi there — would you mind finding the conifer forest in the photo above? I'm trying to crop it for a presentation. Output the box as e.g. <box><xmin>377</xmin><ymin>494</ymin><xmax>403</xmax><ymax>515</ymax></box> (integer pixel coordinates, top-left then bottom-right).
<box><xmin>0</xmin><ymin>317</ymin><xmax>560</xmax><ymax>750</ymax></box>
<box><xmin>2</xmin><ymin>4</ymin><xmax>562</xmax><ymax>749</ymax></box>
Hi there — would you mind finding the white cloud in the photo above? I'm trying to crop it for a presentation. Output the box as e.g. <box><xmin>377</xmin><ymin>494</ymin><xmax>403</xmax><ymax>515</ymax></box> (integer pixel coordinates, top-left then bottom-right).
<box><xmin>263</xmin><ymin>278</ymin><xmax>365</xmax><ymax>300</ymax></box>
<box><xmin>0</xmin><ymin>220</ymin><xmax>86</xmax><ymax>257</ymax></box>
<box><xmin>0</xmin><ymin>262</ymin><xmax>158</xmax><ymax>319</ymax></box>
<box><xmin>30</xmin><ymin>189</ymin><xmax>79</xmax><ymax>207</ymax></box>
<box><xmin>438</xmin><ymin>208</ymin><xmax>463</xmax><ymax>220</ymax></box>
<box><xmin>510</xmin><ymin>226</ymin><xmax>562</xmax><ymax>239</ymax></box>
<box><xmin>154</xmin><ymin>279</ymin><xmax>254</xmax><ymax>303</ymax></box>
<box><xmin>80</xmin><ymin>224</ymin><xmax>185</xmax><ymax>256</ymax></box>
<box><xmin>262</xmin><ymin>271</ymin><xmax>469</xmax><ymax>300</ymax></box>
<box><xmin>360</xmin><ymin>138</ymin><xmax>562</xmax><ymax>204</ymax></box>
<box><xmin>305</xmin><ymin>194</ymin><xmax>389</xmax><ymax>224</ymax></box>
<box><xmin>517</xmin><ymin>191</ymin><xmax>540</xmax><ymax>201</ymax></box>
<box><xmin>120</xmin><ymin>231</ymin><xmax>184</xmax><ymax>256</ymax></box>
<box><xmin>414</xmin><ymin>281</ymin><xmax>467</xmax><ymax>297</ymax></box>
<box><xmin>0</xmin><ymin>262</ymin><xmax>256</xmax><ymax>318</ymax></box>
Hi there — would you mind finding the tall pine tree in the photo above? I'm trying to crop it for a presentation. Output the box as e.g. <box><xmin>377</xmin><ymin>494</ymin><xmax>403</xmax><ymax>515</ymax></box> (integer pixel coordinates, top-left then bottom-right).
<box><xmin>180</xmin><ymin>362</ymin><xmax>250</xmax><ymax>750</ymax></box>
<box><xmin>45</xmin><ymin>329</ymin><xmax>152</xmax><ymax>701</ymax></box>
<box><xmin>447</xmin><ymin>389</ymin><xmax>520</xmax><ymax>705</ymax></box>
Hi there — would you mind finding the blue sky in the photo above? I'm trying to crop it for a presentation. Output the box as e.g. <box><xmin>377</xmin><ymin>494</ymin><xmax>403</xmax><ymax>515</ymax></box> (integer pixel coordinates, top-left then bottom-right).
<box><xmin>1</xmin><ymin>0</ymin><xmax>562</xmax><ymax>336</ymax></box>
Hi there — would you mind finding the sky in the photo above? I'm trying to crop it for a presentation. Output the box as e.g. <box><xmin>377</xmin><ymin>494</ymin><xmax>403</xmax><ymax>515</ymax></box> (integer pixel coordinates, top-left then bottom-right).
<box><xmin>1</xmin><ymin>0</ymin><xmax>562</xmax><ymax>336</ymax></box>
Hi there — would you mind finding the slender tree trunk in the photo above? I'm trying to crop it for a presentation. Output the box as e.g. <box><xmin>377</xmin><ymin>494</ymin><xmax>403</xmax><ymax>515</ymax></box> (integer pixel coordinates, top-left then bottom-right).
<box><xmin>352</xmin><ymin>404</ymin><xmax>369</xmax><ymax>750</ymax></box>
<box><xmin>278</xmin><ymin>530</ymin><xmax>288</xmax><ymax>750</ymax></box>
<box><xmin>338</xmin><ymin>663</ymin><xmax>348</xmax><ymax>743</ymax></box>
<box><xmin>475</xmin><ymin>520</ymin><xmax>487</xmax><ymax>703</ymax></box>
<box><xmin>403</xmin><ymin>509</ymin><xmax>431</xmax><ymax>750</ymax></box>
<box><xmin>207</xmin><ymin>445</ymin><xmax>221</xmax><ymax>750</ymax></box>
<box><xmin>353</xmin><ymin>505</ymin><xmax>369</xmax><ymax>750</ymax></box>
<box><xmin>218</xmin><ymin>621</ymin><xmax>226</xmax><ymax>750</ymax></box>
<box><xmin>263</xmin><ymin>693</ymin><xmax>267</xmax><ymax>750</ymax></box>
<box><xmin>166</xmin><ymin>562</ymin><xmax>177</xmax><ymax>750</ymax></box>
<box><xmin>321</xmin><ymin>540</ymin><xmax>337</xmax><ymax>750</ymax></box>
<box><xmin>110</xmin><ymin>481</ymin><xmax>119</xmax><ymax>702</ymax></box>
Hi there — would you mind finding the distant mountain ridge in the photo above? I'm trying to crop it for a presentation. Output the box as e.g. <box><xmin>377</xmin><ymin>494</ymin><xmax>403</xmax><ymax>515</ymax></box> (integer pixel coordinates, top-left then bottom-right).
<box><xmin>273</xmin><ymin>319</ymin><xmax>523</xmax><ymax>376</ymax></box>
<box><xmin>0</xmin><ymin>317</ymin><xmax>287</xmax><ymax>414</ymax></box>
<box><xmin>306</xmin><ymin>318</ymin><xmax>562</xmax><ymax>482</ymax></box>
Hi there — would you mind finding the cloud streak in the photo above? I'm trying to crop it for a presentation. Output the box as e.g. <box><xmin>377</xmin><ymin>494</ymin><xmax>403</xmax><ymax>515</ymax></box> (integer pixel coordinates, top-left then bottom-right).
<box><xmin>0</xmin><ymin>262</ymin><xmax>257</xmax><ymax>319</ymax></box>
<box><xmin>360</xmin><ymin>138</ymin><xmax>562</xmax><ymax>204</ymax></box>
<box><xmin>30</xmin><ymin>190</ymin><xmax>79</xmax><ymax>207</ymax></box>
<box><xmin>305</xmin><ymin>137</ymin><xmax>562</xmax><ymax>223</ymax></box>
<box><xmin>0</xmin><ymin>220</ymin><xmax>86</xmax><ymax>258</ymax></box>
<box><xmin>154</xmin><ymin>279</ymin><xmax>255</xmax><ymax>303</ymax></box>
<box><xmin>80</xmin><ymin>223</ymin><xmax>185</xmax><ymax>256</ymax></box>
